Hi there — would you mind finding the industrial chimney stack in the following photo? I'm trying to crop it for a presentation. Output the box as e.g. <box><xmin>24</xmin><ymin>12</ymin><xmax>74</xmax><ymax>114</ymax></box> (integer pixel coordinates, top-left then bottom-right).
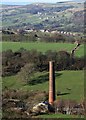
<box><xmin>49</xmin><ymin>61</ymin><xmax>55</xmax><ymax>105</ymax></box>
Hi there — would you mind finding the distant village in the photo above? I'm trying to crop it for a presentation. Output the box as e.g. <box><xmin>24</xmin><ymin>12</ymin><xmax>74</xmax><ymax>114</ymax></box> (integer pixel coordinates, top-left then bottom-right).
<box><xmin>1</xmin><ymin>28</ymin><xmax>83</xmax><ymax>38</ymax></box>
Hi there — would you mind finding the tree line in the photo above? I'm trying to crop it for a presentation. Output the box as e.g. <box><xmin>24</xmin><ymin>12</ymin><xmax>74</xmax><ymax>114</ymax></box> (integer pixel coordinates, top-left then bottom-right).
<box><xmin>2</xmin><ymin>31</ymin><xmax>85</xmax><ymax>43</ymax></box>
<box><xmin>2</xmin><ymin>49</ymin><xmax>85</xmax><ymax>77</ymax></box>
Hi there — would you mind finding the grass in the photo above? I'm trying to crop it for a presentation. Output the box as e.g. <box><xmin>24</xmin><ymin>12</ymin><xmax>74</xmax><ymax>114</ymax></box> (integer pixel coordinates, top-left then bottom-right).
<box><xmin>1</xmin><ymin>41</ymin><xmax>84</xmax><ymax>57</ymax></box>
<box><xmin>37</xmin><ymin>113</ymin><xmax>82</xmax><ymax>118</ymax></box>
<box><xmin>2</xmin><ymin>70</ymin><xmax>84</xmax><ymax>102</ymax></box>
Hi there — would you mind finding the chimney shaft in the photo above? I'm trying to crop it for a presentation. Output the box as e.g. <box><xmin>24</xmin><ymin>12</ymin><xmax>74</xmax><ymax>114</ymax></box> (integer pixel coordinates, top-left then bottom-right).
<box><xmin>49</xmin><ymin>61</ymin><xmax>55</xmax><ymax>105</ymax></box>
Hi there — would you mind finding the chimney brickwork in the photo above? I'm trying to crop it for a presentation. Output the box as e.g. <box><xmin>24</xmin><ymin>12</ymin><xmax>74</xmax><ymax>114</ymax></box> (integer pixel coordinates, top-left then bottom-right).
<box><xmin>49</xmin><ymin>61</ymin><xmax>55</xmax><ymax>105</ymax></box>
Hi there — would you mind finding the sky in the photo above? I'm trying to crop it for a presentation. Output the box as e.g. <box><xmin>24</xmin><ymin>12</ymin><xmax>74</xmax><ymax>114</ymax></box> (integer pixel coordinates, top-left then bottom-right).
<box><xmin>1</xmin><ymin>0</ymin><xmax>72</xmax><ymax>4</ymax></box>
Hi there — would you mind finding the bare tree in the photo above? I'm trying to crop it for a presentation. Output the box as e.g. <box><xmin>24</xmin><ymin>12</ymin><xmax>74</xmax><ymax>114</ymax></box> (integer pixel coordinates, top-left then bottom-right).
<box><xmin>18</xmin><ymin>63</ymin><xmax>35</xmax><ymax>84</ymax></box>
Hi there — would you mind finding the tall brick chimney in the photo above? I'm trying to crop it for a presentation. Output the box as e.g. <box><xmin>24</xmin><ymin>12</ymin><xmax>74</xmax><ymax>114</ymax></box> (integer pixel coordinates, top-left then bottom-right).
<box><xmin>49</xmin><ymin>61</ymin><xmax>55</xmax><ymax>105</ymax></box>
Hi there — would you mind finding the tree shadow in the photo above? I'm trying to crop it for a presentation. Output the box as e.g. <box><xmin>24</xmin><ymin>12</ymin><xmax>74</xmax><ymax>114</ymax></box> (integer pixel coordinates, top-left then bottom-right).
<box><xmin>57</xmin><ymin>92</ymin><xmax>70</xmax><ymax>96</ymax></box>
<box><xmin>29</xmin><ymin>72</ymin><xmax>62</xmax><ymax>85</ymax></box>
<box><xmin>55</xmin><ymin>72</ymin><xmax>62</xmax><ymax>78</ymax></box>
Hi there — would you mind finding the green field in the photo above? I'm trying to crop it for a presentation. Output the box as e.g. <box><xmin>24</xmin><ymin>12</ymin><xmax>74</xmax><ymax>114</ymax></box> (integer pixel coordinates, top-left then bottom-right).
<box><xmin>1</xmin><ymin>42</ymin><xmax>84</xmax><ymax>57</ymax></box>
<box><xmin>3</xmin><ymin>70</ymin><xmax>84</xmax><ymax>102</ymax></box>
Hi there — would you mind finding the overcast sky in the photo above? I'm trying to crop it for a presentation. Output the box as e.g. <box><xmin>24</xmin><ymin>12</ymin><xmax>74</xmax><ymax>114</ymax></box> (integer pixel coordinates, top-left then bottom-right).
<box><xmin>1</xmin><ymin>0</ymin><xmax>72</xmax><ymax>3</ymax></box>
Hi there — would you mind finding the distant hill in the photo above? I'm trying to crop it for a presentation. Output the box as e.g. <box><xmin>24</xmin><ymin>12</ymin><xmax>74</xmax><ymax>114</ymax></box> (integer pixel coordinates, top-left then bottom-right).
<box><xmin>72</xmin><ymin>0</ymin><xmax>85</xmax><ymax>2</ymax></box>
<box><xmin>2</xmin><ymin>1</ymin><xmax>84</xmax><ymax>32</ymax></box>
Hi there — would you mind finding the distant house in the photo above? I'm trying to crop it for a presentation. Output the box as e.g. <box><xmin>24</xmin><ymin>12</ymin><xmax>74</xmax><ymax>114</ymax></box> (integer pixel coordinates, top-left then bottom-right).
<box><xmin>40</xmin><ymin>30</ymin><xmax>45</xmax><ymax>32</ymax></box>
<box><xmin>37</xmin><ymin>12</ymin><xmax>42</xmax><ymax>15</ymax></box>
<box><xmin>66</xmin><ymin>32</ymin><xmax>70</xmax><ymax>35</ymax></box>
<box><xmin>60</xmin><ymin>31</ymin><xmax>64</xmax><ymax>34</ymax></box>
<box><xmin>45</xmin><ymin>30</ymin><xmax>49</xmax><ymax>33</ymax></box>
<box><xmin>69</xmin><ymin>32</ymin><xmax>73</xmax><ymax>36</ymax></box>
<box><xmin>63</xmin><ymin>31</ymin><xmax>67</xmax><ymax>34</ymax></box>
<box><xmin>24</xmin><ymin>29</ymin><xmax>33</xmax><ymax>33</ymax></box>
<box><xmin>51</xmin><ymin>31</ymin><xmax>57</xmax><ymax>34</ymax></box>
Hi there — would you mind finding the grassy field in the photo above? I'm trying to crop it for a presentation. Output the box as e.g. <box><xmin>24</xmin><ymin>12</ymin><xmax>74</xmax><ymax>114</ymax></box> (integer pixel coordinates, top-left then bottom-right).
<box><xmin>1</xmin><ymin>42</ymin><xmax>84</xmax><ymax>57</ymax></box>
<box><xmin>3</xmin><ymin>70</ymin><xmax>84</xmax><ymax>102</ymax></box>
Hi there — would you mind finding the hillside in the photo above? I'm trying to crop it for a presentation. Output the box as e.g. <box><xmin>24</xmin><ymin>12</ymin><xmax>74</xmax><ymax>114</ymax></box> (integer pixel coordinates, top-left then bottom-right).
<box><xmin>3</xmin><ymin>70</ymin><xmax>84</xmax><ymax>101</ymax></box>
<box><xmin>2</xmin><ymin>70</ymin><xmax>84</xmax><ymax>118</ymax></box>
<box><xmin>2</xmin><ymin>1</ymin><xmax>84</xmax><ymax>32</ymax></box>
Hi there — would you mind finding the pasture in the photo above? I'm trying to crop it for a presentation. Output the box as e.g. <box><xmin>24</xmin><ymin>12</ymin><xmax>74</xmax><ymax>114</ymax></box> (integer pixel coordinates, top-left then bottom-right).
<box><xmin>1</xmin><ymin>42</ymin><xmax>84</xmax><ymax>57</ymax></box>
<box><xmin>3</xmin><ymin>70</ymin><xmax>84</xmax><ymax>102</ymax></box>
